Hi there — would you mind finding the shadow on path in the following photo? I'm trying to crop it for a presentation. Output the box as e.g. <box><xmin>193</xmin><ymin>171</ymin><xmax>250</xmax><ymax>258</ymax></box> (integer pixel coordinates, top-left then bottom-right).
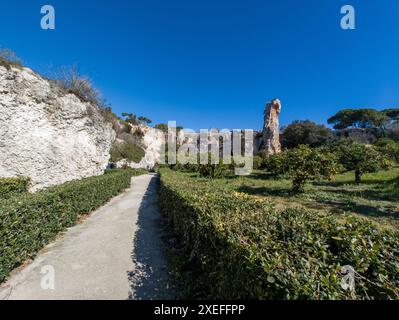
<box><xmin>127</xmin><ymin>174</ymin><xmax>175</xmax><ymax>300</ymax></box>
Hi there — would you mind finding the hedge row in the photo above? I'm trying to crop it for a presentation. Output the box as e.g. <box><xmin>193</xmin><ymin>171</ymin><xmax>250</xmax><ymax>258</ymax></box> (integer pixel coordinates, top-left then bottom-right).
<box><xmin>0</xmin><ymin>169</ymin><xmax>144</xmax><ymax>282</ymax></box>
<box><xmin>0</xmin><ymin>177</ymin><xmax>30</xmax><ymax>199</ymax></box>
<box><xmin>159</xmin><ymin>168</ymin><xmax>399</xmax><ymax>300</ymax></box>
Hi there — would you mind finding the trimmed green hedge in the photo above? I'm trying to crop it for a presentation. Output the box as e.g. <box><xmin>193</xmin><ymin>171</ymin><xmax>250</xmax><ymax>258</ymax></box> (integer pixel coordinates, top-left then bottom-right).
<box><xmin>159</xmin><ymin>168</ymin><xmax>399</xmax><ymax>300</ymax></box>
<box><xmin>0</xmin><ymin>169</ymin><xmax>144</xmax><ymax>282</ymax></box>
<box><xmin>0</xmin><ymin>177</ymin><xmax>30</xmax><ymax>199</ymax></box>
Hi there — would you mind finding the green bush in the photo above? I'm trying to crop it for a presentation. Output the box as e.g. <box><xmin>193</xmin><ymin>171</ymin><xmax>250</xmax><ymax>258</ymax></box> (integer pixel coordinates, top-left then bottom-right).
<box><xmin>263</xmin><ymin>152</ymin><xmax>288</xmax><ymax>178</ymax></box>
<box><xmin>0</xmin><ymin>169</ymin><xmax>143</xmax><ymax>282</ymax></box>
<box><xmin>159</xmin><ymin>168</ymin><xmax>399</xmax><ymax>300</ymax></box>
<box><xmin>198</xmin><ymin>162</ymin><xmax>232</xmax><ymax>178</ymax></box>
<box><xmin>110</xmin><ymin>141</ymin><xmax>145</xmax><ymax>163</ymax></box>
<box><xmin>252</xmin><ymin>155</ymin><xmax>264</xmax><ymax>170</ymax></box>
<box><xmin>0</xmin><ymin>177</ymin><xmax>30</xmax><ymax>199</ymax></box>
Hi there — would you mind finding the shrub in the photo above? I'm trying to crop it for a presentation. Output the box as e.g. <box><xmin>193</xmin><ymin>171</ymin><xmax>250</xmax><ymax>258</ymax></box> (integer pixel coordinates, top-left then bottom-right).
<box><xmin>110</xmin><ymin>141</ymin><xmax>145</xmax><ymax>163</ymax></box>
<box><xmin>155</xmin><ymin>123</ymin><xmax>168</xmax><ymax>132</ymax></box>
<box><xmin>51</xmin><ymin>65</ymin><xmax>101</xmax><ymax>106</ymax></box>
<box><xmin>198</xmin><ymin>162</ymin><xmax>231</xmax><ymax>178</ymax></box>
<box><xmin>252</xmin><ymin>155</ymin><xmax>264</xmax><ymax>170</ymax></box>
<box><xmin>374</xmin><ymin>138</ymin><xmax>399</xmax><ymax>163</ymax></box>
<box><xmin>159</xmin><ymin>168</ymin><xmax>399</xmax><ymax>300</ymax></box>
<box><xmin>0</xmin><ymin>169</ymin><xmax>143</xmax><ymax>282</ymax></box>
<box><xmin>0</xmin><ymin>177</ymin><xmax>30</xmax><ymax>199</ymax></box>
<box><xmin>0</xmin><ymin>48</ymin><xmax>22</xmax><ymax>70</ymax></box>
<box><xmin>263</xmin><ymin>152</ymin><xmax>288</xmax><ymax>178</ymax></box>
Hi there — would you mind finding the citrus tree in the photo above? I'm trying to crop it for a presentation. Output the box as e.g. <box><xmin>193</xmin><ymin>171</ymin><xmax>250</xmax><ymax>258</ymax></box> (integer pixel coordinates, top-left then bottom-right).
<box><xmin>337</xmin><ymin>141</ymin><xmax>391</xmax><ymax>184</ymax></box>
<box><xmin>267</xmin><ymin>145</ymin><xmax>338</xmax><ymax>192</ymax></box>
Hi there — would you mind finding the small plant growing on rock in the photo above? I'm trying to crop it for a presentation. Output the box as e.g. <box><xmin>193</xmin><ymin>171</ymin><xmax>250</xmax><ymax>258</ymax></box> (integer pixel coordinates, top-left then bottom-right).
<box><xmin>0</xmin><ymin>48</ymin><xmax>22</xmax><ymax>70</ymax></box>
<box><xmin>51</xmin><ymin>65</ymin><xmax>101</xmax><ymax>106</ymax></box>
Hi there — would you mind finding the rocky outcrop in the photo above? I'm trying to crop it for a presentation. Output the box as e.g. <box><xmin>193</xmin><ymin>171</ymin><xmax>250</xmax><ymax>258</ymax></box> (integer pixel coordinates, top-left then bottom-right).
<box><xmin>115</xmin><ymin>124</ymin><xmax>164</xmax><ymax>169</ymax></box>
<box><xmin>0</xmin><ymin>66</ymin><xmax>115</xmax><ymax>191</ymax></box>
<box><xmin>261</xmin><ymin>99</ymin><xmax>281</xmax><ymax>155</ymax></box>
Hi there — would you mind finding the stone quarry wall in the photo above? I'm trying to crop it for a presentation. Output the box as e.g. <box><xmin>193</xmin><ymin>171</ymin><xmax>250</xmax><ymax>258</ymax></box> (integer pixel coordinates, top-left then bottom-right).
<box><xmin>334</xmin><ymin>128</ymin><xmax>378</xmax><ymax>144</ymax></box>
<box><xmin>116</xmin><ymin>124</ymin><xmax>164</xmax><ymax>169</ymax></box>
<box><xmin>0</xmin><ymin>66</ymin><xmax>115</xmax><ymax>191</ymax></box>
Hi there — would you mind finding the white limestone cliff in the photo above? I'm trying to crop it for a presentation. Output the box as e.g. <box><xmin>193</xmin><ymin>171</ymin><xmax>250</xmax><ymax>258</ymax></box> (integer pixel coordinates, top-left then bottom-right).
<box><xmin>116</xmin><ymin>124</ymin><xmax>164</xmax><ymax>170</ymax></box>
<box><xmin>0</xmin><ymin>66</ymin><xmax>115</xmax><ymax>191</ymax></box>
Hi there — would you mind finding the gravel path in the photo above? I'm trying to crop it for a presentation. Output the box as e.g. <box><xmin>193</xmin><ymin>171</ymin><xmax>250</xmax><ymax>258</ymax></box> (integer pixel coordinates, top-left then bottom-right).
<box><xmin>0</xmin><ymin>173</ymin><xmax>174</xmax><ymax>300</ymax></box>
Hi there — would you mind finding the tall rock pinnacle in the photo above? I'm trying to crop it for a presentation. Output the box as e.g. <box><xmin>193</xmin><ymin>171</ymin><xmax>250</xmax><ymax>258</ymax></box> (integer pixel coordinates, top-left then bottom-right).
<box><xmin>262</xmin><ymin>99</ymin><xmax>282</xmax><ymax>155</ymax></box>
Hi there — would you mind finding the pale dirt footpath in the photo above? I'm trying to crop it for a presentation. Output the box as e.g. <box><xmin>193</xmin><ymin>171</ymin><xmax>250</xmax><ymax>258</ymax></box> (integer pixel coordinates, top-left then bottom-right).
<box><xmin>0</xmin><ymin>174</ymin><xmax>175</xmax><ymax>300</ymax></box>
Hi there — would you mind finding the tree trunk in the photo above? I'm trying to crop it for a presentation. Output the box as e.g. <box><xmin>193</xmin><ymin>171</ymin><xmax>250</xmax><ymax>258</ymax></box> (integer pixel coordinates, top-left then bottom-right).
<box><xmin>355</xmin><ymin>169</ymin><xmax>362</xmax><ymax>185</ymax></box>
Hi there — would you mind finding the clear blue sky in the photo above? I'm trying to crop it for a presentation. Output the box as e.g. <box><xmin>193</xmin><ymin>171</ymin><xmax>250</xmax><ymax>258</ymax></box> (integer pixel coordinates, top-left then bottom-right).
<box><xmin>1</xmin><ymin>0</ymin><xmax>398</xmax><ymax>130</ymax></box>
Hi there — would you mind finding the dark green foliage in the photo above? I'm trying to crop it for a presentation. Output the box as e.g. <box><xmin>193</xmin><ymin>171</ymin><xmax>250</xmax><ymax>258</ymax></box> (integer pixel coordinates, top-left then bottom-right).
<box><xmin>122</xmin><ymin>113</ymin><xmax>153</xmax><ymax>126</ymax></box>
<box><xmin>382</xmin><ymin>109</ymin><xmax>399</xmax><ymax>122</ymax></box>
<box><xmin>138</xmin><ymin>116</ymin><xmax>152</xmax><ymax>125</ymax></box>
<box><xmin>155</xmin><ymin>123</ymin><xmax>183</xmax><ymax>133</ymax></box>
<box><xmin>159</xmin><ymin>168</ymin><xmax>399</xmax><ymax>300</ymax></box>
<box><xmin>198</xmin><ymin>162</ymin><xmax>231</xmax><ymax>178</ymax></box>
<box><xmin>155</xmin><ymin>123</ymin><xmax>168</xmax><ymax>132</ymax></box>
<box><xmin>328</xmin><ymin>109</ymin><xmax>387</xmax><ymax>130</ymax></box>
<box><xmin>0</xmin><ymin>169</ymin><xmax>143</xmax><ymax>282</ymax></box>
<box><xmin>252</xmin><ymin>155</ymin><xmax>264</xmax><ymax>170</ymax></box>
<box><xmin>336</xmin><ymin>141</ymin><xmax>391</xmax><ymax>184</ymax></box>
<box><xmin>263</xmin><ymin>152</ymin><xmax>288</xmax><ymax>178</ymax></box>
<box><xmin>110</xmin><ymin>141</ymin><xmax>145</xmax><ymax>163</ymax></box>
<box><xmin>0</xmin><ymin>177</ymin><xmax>30</xmax><ymax>199</ymax></box>
<box><xmin>281</xmin><ymin>120</ymin><xmax>334</xmax><ymax>149</ymax></box>
<box><xmin>121</xmin><ymin>113</ymin><xmax>140</xmax><ymax>125</ymax></box>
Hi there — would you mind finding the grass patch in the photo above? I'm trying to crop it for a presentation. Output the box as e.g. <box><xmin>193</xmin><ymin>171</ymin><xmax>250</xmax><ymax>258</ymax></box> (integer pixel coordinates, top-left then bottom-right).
<box><xmin>207</xmin><ymin>167</ymin><xmax>399</xmax><ymax>228</ymax></box>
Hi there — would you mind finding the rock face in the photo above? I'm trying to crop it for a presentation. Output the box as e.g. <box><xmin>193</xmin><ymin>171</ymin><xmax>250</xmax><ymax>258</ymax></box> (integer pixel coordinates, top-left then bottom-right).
<box><xmin>116</xmin><ymin>124</ymin><xmax>164</xmax><ymax>170</ymax></box>
<box><xmin>334</xmin><ymin>128</ymin><xmax>377</xmax><ymax>144</ymax></box>
<box><xmin>0</xmin><ymin>66</ymin><xmax>115</xmax><ymax>191</ymax></box>
<box><xmin>262</xmin><ymin>99</ymin><xmax>282</xmax><ymax>155</ymax></box>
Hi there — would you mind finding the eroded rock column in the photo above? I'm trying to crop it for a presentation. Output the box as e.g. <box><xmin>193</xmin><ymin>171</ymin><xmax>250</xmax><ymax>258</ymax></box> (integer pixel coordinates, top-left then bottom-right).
<box><xmin>262</xmin><ymin>99</ymin><xmax>282</xmax><ymax>155</ymax></box>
